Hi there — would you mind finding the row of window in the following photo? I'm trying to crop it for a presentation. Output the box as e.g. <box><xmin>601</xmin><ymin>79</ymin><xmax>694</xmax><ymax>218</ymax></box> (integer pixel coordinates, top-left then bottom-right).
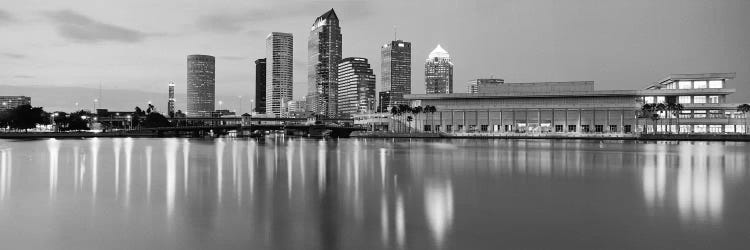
<box><xmin>643</xmin><ymin>95</ymin><xmax>721</xmax><ymax>104</ymax></box>
<box><xmin>423</xmin><ymin>124</ymin><xmax>634</xmax><ymax>133</ymax></box>
<box><xmin>664</xmin><ymin>80</ymin><xmax>724</xmax><ymax>89</ymax></box>
<box><xmin>651</xmin><ymin>110</ymin><xmax>746</xmax><ymax>119</ymax></box>
<box><xmin>643</xmin><ymin>125</ymin><xmax>746</xmax><ymax>133</ymax></box>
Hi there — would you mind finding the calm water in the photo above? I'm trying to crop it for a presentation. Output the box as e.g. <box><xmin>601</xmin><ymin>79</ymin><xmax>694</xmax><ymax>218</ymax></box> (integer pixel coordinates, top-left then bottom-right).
<box><xmin>0</xmin><ymin>137</ymin><xmax>749</xmax><ymax>249</ymax></box>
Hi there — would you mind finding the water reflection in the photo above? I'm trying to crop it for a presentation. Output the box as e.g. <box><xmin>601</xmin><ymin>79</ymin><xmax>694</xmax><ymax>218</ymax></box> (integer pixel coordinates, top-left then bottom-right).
<box><xmin>0</xmin><ymin>138</ymin><xmax>748</xmax><ymax>249</ymax></box>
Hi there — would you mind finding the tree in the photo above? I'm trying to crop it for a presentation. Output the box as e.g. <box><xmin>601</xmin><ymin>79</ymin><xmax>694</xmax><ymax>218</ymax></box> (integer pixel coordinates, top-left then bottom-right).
<box><xmin>406</xmin><ymin>116</ymin><xmax>413</xmax><ymax>133</ymax></box>
<box><xmin>639</xmin><ymin>104</ymin><xmax>656</xmax><ymax>134</ymax></box>
<box><xmin>1</xmin><ymin>104</ymin><xmax>48</xmax><ymax>132</ymax></box>
<box><xmin>142</xmin><ymin>112</ymin><xmax>172</xmax><ymax>128</ymax></box>
<box><xmin>412</xmin><ymin>106</ymin><xmax>423</xmax><ymax>132</ymax></box>
<box><xmin>668</xmin><ymin>103</ymin><xmax>684</xmax><ymax>134</ymax></box>
<box><xmin>390</xmin><ymin>105</ymin><xmax>400</xmax><ymax>133</ymax></box>
<box><xmin>654</xmin><ymin>103</ymin><xmax>667</xmax><ymax>133</ymax></box>
<box><xmin>67</xmin><ymin>110</ymin><xmax>92</xmax><ymax>131</ymax></box>
<box><xmin>738</xmin><ymin>104</ymin><xmax>750</xmax><ymax>134</ymax></box>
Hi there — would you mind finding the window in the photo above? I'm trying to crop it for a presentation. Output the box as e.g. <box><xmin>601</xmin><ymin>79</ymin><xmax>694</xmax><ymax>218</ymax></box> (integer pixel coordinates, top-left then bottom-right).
<box><xmin>424</xmin><ymin>125</ymin><xmax>431</xmax><ymax>131</ymax></box>
<box><xmin>480</xmin><ymin>125</ymin><xmax>488</xmax><ymax>132</ymax></box>
<box><xmin>693</xmin><ymin>110</ymin><xmax>707</xmax><ymax>118</ymax></box>
<box><xmin>693</xmin><ymin>96</ymin><xmax>706</xmax><ymax>104</ymax></box>
<box><xmin>693</xmin><ymin>81</ymin><xmax>707</xmax><ymax>89</ymax></box>
<box><xmin>656</xmin><ymin>96</ymin><xmax>665</xmax><ymax>103</ymax></box>
<box><xmin>555</xmin><ymin>125</ymin><xmax>563</xmax><ymax>132</ymax></box>
<box><xmin>694</xmin><ymin>125</ymin><xmax>707</xmax><ymax>133</ymax></box>
<box><xmin>595</xmin><ymin>125</ymin><xmax>604</xmax><ymax>133</ymax></box>
<box><xmin>609</xmin><ymin>125</ymin><xmax>618</xmax><ymax>132</ymax></box>
<box><xmin>738</xmin><ymin>125</ymin><xmax>746</xmax><ymax>133</ymax></box>
<box><xmin>457</xmin><ymin>125</ymin><xmax>464</xmax><ymax>131</ymax></box>
<box><xmin>709</xmin><ymin>110</ymin><xmax>722</xmax><ymax>118</ymax></box>
<box><xmin>644</xmin><ymin>96</ymin><xmax>655</xmax><ymax>104</ymax></box>
<box><xmin>708</xmin><ymin>96</ymin><xmax>720</xmax><ymax>104</ymax></box>
<box><xmin>725</xmin><ymin>125</ymin><xmax>735</xmax><ymax>133</ymax></box>
<box><xmin>679</xmin><ymin>125</ymin><xmax>691</xmax><ymax>133</ymax></box>
<box><xmin>568</xmin><ymin>125</ymin><xmax>577</xmax><ymax>132</ymax></box>
<box><xmin>709</xmin><ymin>80</ymin><xmax>723</xmax><ymax>88</ymax></box>
<box><xmin>678</xmin><ymin>81</ymin><xmax>692</xmax><ymax>89</ymax></box>
<box><xmin>581</xmin><ymin>125</ymin><xmax>590</xmax><ymax>132</ymax></box>
<box><xmin>709</xmin><ymin>125</ymin><xmax>722</xmax><ymax>133</ymax></box>
<box><xmin>435</xmin><ymin>125</ymin><xmax>441</xmax><ymax>132</ymax></box>
<box><xmin>678</xmin><ymin>96</ymin><xmax>691</xmax><ymax>104</ymax></box>
<box><xmin>624</xmin><ymin>125</ymin><xmax>632</xmax><ymax>133</ymax></box>
<box><xmin>446</xmin><ymin>125</ymin><xmax>452</xmax><ymax>132</ymax></box>
<box><xmin>679</xmin><ymin>110</ymin><xmax>692</xmax><ymax>119</ymax></box>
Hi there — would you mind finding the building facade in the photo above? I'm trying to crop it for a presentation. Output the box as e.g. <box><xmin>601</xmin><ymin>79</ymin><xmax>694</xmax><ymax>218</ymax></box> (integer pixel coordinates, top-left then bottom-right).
<box><xmin>308</xmin><ymin>9</ymin><xmax>342</xmax><ymax>118</ymax></box>
<box><xmin>337</xmin><ymin>57</ymin><xmax>376</xmax><ymax>117</ymax></box>
<box><xmin>425</xmin><ymin>44</ymin><xmax>454</xmax><ymax>94</ymax></box>
<box><xmin>0</xmin><ymin>96</ymin><xmax>31</xmax><ymax>112</ymax></box>
<box><xmin>467</xmin><ymin>78</ymin><xmax>504</xmax><ymax>94</ymax></box>
<box><xmin>168</xmin><ymin>81</ymin><xmax>175</xmax><ymax>117</ymax></box>
<box><xmin>266</xmin><ymin>33</ymin><xmax>294</xmax><ymax>117</ymax></box>
<box><xmin>381</xmin><ymin>40</ymin><xmax>412</xmax><ymax>108</ymax></box>
<box><xmin>254</xmin><ymin>58</ymin><xmax>267</xmax><ymax>114</ymax></box>
<box><xmin>405</xmin><ymin>73</ymin><xmax>746</xmax><ymax>135</ymax></box>
<box><xmin>186</xmin><ymin>54</ymin><xmax>215</xmax><ymax>117</ymax></box>
<box><xmin>378</xmin><ymin>91</ymin><xmax>391</xmax><ymax>112</ymax></box>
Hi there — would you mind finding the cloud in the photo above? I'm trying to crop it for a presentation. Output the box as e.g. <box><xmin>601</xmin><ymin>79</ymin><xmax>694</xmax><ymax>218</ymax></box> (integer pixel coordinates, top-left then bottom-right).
<box><xmin>45</xmin><ymin>10</ymin><xmax>149</xmax><ymax>43</ymax></box>
<box><xmin>0</xmin><ymin>9</ymin><xmax>14</xmax><ymax>24</ymax></box>
<box><xmin>197</xmin><ymin>1</ymin><xmax>373</xmax><ymax>33</ymax></box>
<box><xmin>1</xmin><ymin>52</ymin><xmax>25</xmax><ymax>59</ymax></box>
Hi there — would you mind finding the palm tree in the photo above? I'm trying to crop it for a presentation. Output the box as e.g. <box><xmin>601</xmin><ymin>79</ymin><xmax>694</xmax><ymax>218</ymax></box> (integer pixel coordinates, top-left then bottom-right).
<box><xmin>669</xmin><ymin>103</ymin><xmax>685</xmax><ymax>134</ymax></box>
<box><xmin>738</xmin><ymin>104</ymin><xmax>750</xmax><ymax>134</ymax></box>
<box><xmin>406</xmin><ymin>116</ymin><xmax>413</xmax><ymax>133</ymax></box>
<box><xmin>654</xmin><ymin>103</ymin><xmax>667</xmax><ymax>134</ymax></box>
<box><xmin>413</xmin><ymin>106</ymin><xmax>423</xmax><ymax>132</ymax></box>
<box><xmin>640</xmin><ymin>104</ymin><xmax>656</xmax><ymax>134</ymax></box>
<box><xmin>424</xmin><ymin>105</ymin><xmax>437</xmax><ymax>132</ymax></box>
<box><xmin>390</xmin><ymin>105</ymin><xmax>400</xmax><ymax>133</ymax></box>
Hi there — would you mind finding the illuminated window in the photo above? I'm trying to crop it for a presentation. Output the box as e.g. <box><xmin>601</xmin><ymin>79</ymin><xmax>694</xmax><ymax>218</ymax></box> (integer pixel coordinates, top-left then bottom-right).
<box><xmin>656</xmin><ymin>96</ymin><xmax>665</xmax><ymax>103</ymax></box>
<box><xmin>693</xmin><ymin>96</ymin><xmax>706</xmax><ymax>104</ymax></box>
<box><xmin>725</xmin><ymin>125</ymin><xmax>735</xmax><ymax>133</ymax></box>
<box><xmin>738</xmin><ymin>125</ymin><xmax>747</xmax><ymax>133</ymax></box>
<box><xmin>709</xmin><ymin>125</ymin><xmax>722</xmax><ymax>133</ymax></box>
<box><xmin>679</xmin><ymin>125</ymin><xmax>691</xmax><ymax>133</ymax></box>
<box><xmin>693</xmin><ymin>110</ymin><xmax>707</xmax><ymax>118</ymax></box>
<box><xmin>693</xmin><ymin>81</ymin><xmax>707</xmax><ymax>89</ymax></box>
<box><xmin>678</xmin><ymin>81</ymin><xmax>692</xmax><ymax>89</ymax></box>
<box><xmin>678</xmin><ymin>96</ymin><xmax>691</xmax><ymax>104</ymax></box>
<box><xmin>694</xmin><ymin>125</ymin><xmax>707</xmax><ymax>133</ymax></box>
<box><xmin>644</xmin><ymin>96</ymin><xmax>655</xmax><ymax>104</ymax></box>
<box><xmin>708</xmin><ymin>96</ymin><xmax>720</xmax><ymax>103</ymax></box>
<box><xmin>709</xmin><ymin>80</ymin><xmax>723</xmax><ymax>88</ymax></box>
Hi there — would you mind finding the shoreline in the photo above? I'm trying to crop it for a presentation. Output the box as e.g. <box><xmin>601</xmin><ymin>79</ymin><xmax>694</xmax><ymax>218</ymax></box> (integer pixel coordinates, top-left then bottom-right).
<box><xmin>2</xmin><ymin>131</ymin><xmax>750</xmax><ymax>142</ymax></box>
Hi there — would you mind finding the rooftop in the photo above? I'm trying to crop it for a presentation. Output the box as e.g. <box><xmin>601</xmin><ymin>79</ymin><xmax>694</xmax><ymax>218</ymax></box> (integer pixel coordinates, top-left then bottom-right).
<box><xmin>428</xmin><ymin>44</ymin><xmax>450</xmax><ymax>59</ymax></box>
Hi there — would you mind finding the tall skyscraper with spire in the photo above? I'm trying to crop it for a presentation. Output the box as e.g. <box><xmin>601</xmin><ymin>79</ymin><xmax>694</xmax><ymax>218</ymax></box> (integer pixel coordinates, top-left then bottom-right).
<box><xmin>425</xmin><ymin>44</ymin><xmax>454</xmax><ymax>94</ymax></box>
<box><xmin>381</xmin><ymin>40</ymin><xmax>411</xmax><ymax>109</ymax></box>
<box><xmin>266</xmin><ymin>32</ymin><xmax>294</xmax><ymax>117</ymax></box>
<box><xmin>168</xmin><ymin>81</ymin><xmax>175</xmax><ymax>117</ymax></box>
<box><xmin>187</xmin><ymin>54</ymin><xmax>215</xmax><ymax>117</ymax></box>
<box><xmin>308</xmin><ymin>9</ymin><xmax>342</xmax><ymax>118</ymax></box>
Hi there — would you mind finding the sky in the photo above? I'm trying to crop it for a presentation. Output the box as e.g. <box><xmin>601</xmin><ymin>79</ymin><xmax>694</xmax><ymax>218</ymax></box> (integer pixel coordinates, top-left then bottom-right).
<box><xmin>1</xmin><ymin>0</ymin><xmax>749</xmax><ymax>112</ymax></box>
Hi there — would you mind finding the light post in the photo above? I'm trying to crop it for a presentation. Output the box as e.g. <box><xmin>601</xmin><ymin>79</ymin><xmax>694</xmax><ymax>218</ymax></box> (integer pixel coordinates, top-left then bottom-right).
<box><xmin>238</xmin><ymin>96</ymin><xmax>243</xmax><ymax>115</ymax></box>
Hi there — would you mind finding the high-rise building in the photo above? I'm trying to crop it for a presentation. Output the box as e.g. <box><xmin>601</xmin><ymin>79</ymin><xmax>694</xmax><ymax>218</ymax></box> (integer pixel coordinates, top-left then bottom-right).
<box><xmin>378</xmin><ymin>91</ymin><xmax>391</xmax><ymax>112</ymax></box>
<box><xmin>425</xmin><ymin>44</ymin><xmax>454</xmax><ymax>94</ymax></box>
<box><xmin>308</xmin><ymin>9</ymin><xmax>342</xmax><ymax>118</ymax></box>
<box><xmin>168</xmin><ymin>81</ymin><xmax>175</xmax><ymax>117</ymax></box>
<box><xmin>0</xmin><ymin>96</ymin><xmax>31</xmax><ymax>112</ymax></box>
<box><xmin>266</xmin><ymin>33</ymin><xmax>294</xmax><ymax>117</ymax></box>
<box><xmin>254</xmin><ymin>58</ymin><xmax>267</xmax><ymax>114</ymax></box>
<box><xmin>467</xmin><ymin>78</ymin><xmax>504</xmax><ymax>93</ymax></box>
<box><xmin>337</xmin><ymin>57</ymin><xmax>376</xmax><ymax>117</ymax></box>
<box><xmin>381</xmin><ymin>40</ymin><xmax>411</xmax><ymax>108</ymax></box>
<box><xmin>186</xmin><ymin>54</ymin><xmax>215</xmax><ymax>117</ymax></box>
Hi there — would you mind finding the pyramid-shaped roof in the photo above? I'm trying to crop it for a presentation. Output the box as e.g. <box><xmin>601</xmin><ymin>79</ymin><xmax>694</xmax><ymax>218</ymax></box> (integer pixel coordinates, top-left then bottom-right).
<box><xmin>314</xmin><ymin>9</ymin><xmax>338</xmax><ymax>24</ymax></box>
<box><xmin>428</xmin><ymin>44</ymin><xmax>450</xmax><ymax>59</ymax></box>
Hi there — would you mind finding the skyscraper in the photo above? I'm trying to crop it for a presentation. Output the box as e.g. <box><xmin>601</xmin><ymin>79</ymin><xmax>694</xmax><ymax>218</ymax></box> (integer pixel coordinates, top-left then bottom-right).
<box><xmin>337</xmin><ymin>57</ymin><xmax>376</xmax><ymax>117</ymax></box>
<box><xmin>266</xmin><ymin>33</ymin><xmax>294</xmax><ymax>117</ymax></box>
<box><xmin>425</xmin><ymin>44</ymin><xmax>454</xmax><ymax>94</ymax></box>
<box><xmin>254</xmin><ymin>58</ymin><xmax>267</xmax><ymax>114</ymax></box>
<box><xmin>168</xmin><ymin>81</ymin><xmax>175</xmax><ymax>117</ymax></box>
<box><xmin>187</xmin><ymin>54</ymin><xmax>215</xmax><ymax>117</ymax></box>
<box><xmin>308</xmin><ymin>9</ymin><xmax>342</xmax><ymax>118</ymax></box>
<box><xmin>381</xmin><ymin>40</ymin><xmax>411</xmax><ymax>108</ymax></box>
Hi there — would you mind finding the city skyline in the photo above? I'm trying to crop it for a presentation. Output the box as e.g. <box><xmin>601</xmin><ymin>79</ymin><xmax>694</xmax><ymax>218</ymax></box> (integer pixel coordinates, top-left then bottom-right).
<box><xmin>1</xmin><ymin>0</ymin><xmax>750</xmax><ymax>112</ymax></box>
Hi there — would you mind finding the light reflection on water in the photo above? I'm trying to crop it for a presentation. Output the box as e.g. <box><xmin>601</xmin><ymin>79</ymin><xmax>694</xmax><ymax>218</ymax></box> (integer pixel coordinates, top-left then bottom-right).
<box><xmin>0</xmin><ymin>138</ymin><xmax>748</xmax><ymax>249</ymax></box>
